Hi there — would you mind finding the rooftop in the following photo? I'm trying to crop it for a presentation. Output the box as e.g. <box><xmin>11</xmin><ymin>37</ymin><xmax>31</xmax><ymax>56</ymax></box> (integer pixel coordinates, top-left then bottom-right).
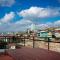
<box><xmin>7</xmin><ymin>47</ymin><xmax>60</xmax><ymax>60</ymax></box>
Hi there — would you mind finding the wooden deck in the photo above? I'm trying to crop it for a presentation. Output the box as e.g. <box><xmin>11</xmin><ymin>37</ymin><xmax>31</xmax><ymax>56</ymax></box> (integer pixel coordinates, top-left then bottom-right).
<box><xmin>7</xmin><ymin>47</ymin><xmax>60</xmax><ymax>60</ymax></box>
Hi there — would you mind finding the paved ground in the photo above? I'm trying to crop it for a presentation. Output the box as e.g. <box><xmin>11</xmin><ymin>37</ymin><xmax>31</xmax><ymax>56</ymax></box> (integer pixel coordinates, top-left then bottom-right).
<box><xmin>0</xmin><ymin>55</ymin><xmax>14</xmax><ymax>60</ymax></box>
<box><xmin>7</xmin><ymin>47</ymin><xmax>60</xmax><ymax>60</ymax></box>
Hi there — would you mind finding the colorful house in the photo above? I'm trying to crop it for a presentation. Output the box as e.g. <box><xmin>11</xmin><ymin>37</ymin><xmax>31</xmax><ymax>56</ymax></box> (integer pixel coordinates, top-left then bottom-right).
<box><xmin>55</xmin><ymin>28</ymin><xmax>60</xmax><ymax>38</ymax></box>
<box><xmin>37</xmin><ymin>31</ymin><xmax>52</xmax><ymax>38</ymax></box>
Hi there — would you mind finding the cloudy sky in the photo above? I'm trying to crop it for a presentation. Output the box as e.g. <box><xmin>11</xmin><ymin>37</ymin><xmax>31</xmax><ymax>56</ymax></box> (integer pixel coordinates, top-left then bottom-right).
<box><xmin>0</xmin><ymin>0</ymin><xmax>60</xmax><ymax>32</ymax></box>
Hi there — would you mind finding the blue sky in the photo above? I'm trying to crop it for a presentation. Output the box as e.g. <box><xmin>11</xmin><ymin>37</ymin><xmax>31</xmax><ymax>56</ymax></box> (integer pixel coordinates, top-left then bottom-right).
<box><xmin>0</xmin><ymin>0</ymin><xmax>60</xmax><ymax>32</ymax></box>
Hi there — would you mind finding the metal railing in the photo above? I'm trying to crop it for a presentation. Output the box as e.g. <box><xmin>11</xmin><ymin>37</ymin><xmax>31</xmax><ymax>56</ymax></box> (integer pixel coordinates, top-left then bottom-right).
<box><xmin>0</xmin><ymin>35</ymin><xmax>60</xmax><ymax>52</ymax></box>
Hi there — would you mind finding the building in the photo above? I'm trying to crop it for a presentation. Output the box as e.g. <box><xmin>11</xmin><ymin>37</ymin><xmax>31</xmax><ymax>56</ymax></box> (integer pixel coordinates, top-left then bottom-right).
<box><xmin>55</xmin><ymin>28</ymin><xmax>60</xmax><ymax>33</ymax></box>
<box><xmin>37</xmin><ymin>31</ymin><xmax>52</xmax><ymax>38</ymax></box>
<box><xmin>54</xmin><ymin>28</ymin><xmax>60</xmax><ymax>38</ymax></box>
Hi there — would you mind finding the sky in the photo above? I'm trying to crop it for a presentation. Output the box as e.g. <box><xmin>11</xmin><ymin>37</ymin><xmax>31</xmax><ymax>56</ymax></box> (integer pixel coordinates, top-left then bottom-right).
<box><xmin>0</xmin><ymin>0</ymin><xmax>60</xmax><ymax>32</ymax></box>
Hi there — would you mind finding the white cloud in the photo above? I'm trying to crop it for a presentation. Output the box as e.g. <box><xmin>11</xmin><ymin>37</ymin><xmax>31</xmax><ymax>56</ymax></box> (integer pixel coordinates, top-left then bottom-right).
<box><xmin>36</xmin><ymin>24</ymin><xmax>49</xmax><ymax>30</ymax></box>
<box><xmin>17</xmin><ymin>7</ymin><xmax>60</xmax><ymax>31</ymax></box>
<box><xmin>0</xmin><ymin>12</ymin><xmax>32</xmax><ymax>32</ymax></box>
<box><xmin>11</xmin><ymin>19</ymin><xmax>32</xmax><ymax>31</ymax></box>
<box><xmin>19</xmin><ymin>7</ymin><xmax>60</xmax><ymax>19</ymax></box>
<box><xmin>0</xmin><ymin>19</ymin><xmax>32</xmax><ymax>32</ymax></box>
<box><xmin>54</xmin><ymin>20</ymin><xmax>60</xmax><ymax>25</ymax></box>
<box><xmin>34</xmin><ymin>20</ymin><xmax>60</xmax><ymax>30</ymax></box>
<box><xmin>15</xmin><ymin>19</ymin><xmax>32</xmax><ymax>25</ymax></box>
<box><xmin>54</xmin><ymin>20</ymin><xmax>60</xmax><ymax>27</ymax></box>
<box><xmin>0</xmin><ymin>19</ymin><xmax>60</xmax><ymax>32</ymax></box>
<box><xmin>15</xmin><ymin>7</ymin><xmax>60</xmax><ymax>31</ymax></box>
<box><xmin>0</xmin><ymin>6</ymin><xmax>60</xmax><ymax>32</ymax></box>
<box><xmin>0</xmin><ymin>0</ymin><xmax>15</xmax><ymax>7</ymax></box>
<box><xmin>0</xmin><ymin>12</ymin><xmax>15</xmax><ymax>23</ymax></box>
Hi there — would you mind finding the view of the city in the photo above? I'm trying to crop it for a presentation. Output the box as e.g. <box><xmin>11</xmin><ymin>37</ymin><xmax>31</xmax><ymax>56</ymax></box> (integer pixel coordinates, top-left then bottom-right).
<box><xmin>0</xmin><ymin>0</ymin><xmax>60</xmax><ymax>60</ymax></box>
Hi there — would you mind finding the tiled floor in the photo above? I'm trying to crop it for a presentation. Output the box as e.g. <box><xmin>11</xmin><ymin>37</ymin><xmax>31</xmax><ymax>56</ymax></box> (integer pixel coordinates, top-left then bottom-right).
<box><xmin>0</xmin><ymin>55</ymin><xmax>14</xmax><ymax>60</ymax></box>
<box><xmin>7</xmin><ymin>47</ymin><xmax>60</xmax><ymax>60</ymax></box>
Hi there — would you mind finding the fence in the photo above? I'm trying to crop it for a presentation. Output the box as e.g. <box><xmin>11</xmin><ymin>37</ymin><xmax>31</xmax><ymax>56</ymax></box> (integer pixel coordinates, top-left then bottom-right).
<box><xmin>0</xmin><ymin>35</ymin><xmax>60</xmax><ymax>52</ymax></box>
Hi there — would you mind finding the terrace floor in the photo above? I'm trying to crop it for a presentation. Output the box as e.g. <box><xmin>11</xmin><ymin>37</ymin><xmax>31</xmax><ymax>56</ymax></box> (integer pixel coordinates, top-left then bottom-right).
<box><xmin>0</xmin><ymin>55</ymin><xmax>14</xmax><ymax>60</ymax></box>
<box><xmin>7</xmin><ymin>47</ymin><xmax>60</xmax><ymax>60</ymax></box>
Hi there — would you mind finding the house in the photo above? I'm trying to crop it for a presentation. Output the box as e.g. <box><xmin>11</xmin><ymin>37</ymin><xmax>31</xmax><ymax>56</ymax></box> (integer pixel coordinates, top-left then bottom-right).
<box><xmin>37</xmin><ymin>31</ymin><xmax>52</xmax><ymax>38</ymax></box>
<box><xmin>55</xmin><ymin>28</ymin><xmax>60</xmax><ymax>38</ymax></box>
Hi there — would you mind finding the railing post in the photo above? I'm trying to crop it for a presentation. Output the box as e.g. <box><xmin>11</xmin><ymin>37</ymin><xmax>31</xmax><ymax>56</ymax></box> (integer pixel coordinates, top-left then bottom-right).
<box><xmin>5</xmin><ymin>36</ymin><xmax>7</xmax><ymax>55</ymax></box>
<box><xmin>33</xmin><ymin>36</ymin><xmax>35</xmax><ymax>48</ymax></box>
<box><xmin>24</xmin><ymin>36</ymin><xmax>25</xmax><ymax>46</ymax></box>
<box><xmin>48</xmin><ymin>38</ymin><xmax>50</xmax><ymax>51</ymax></box>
